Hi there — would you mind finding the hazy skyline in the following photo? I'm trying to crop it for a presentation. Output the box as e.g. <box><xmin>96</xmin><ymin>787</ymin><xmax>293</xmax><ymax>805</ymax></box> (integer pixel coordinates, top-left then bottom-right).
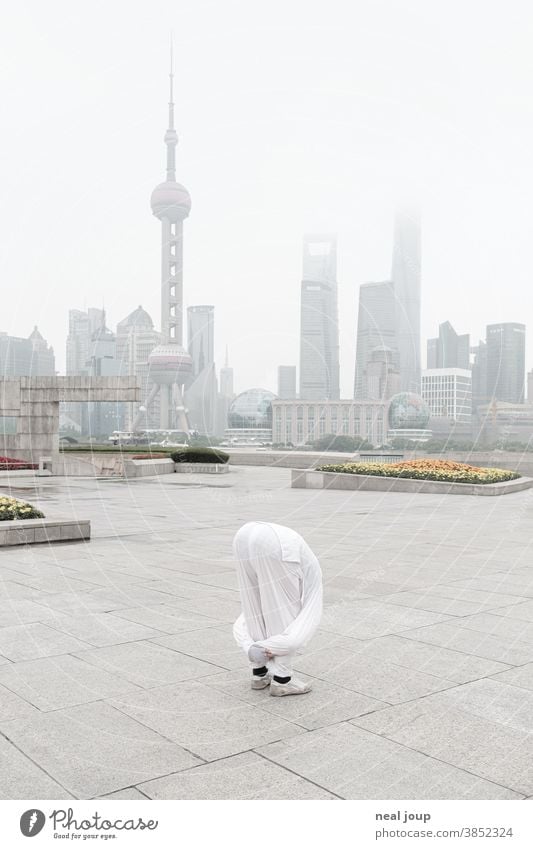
<box><xmin>2</xmin><ymin>0</ymin><xmax>533</xmax><ymax>396</ymax></box>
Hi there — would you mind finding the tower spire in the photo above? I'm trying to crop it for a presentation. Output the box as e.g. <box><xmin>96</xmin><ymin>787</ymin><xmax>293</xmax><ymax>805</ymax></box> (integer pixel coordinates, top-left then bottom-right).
<box><xmin>165</xmin><ymin>36</ymin><xmax>177</xmax><ymax>181</ymax></box>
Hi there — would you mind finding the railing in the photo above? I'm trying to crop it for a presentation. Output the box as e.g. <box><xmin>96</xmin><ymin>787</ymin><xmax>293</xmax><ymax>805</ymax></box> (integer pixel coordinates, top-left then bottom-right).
<box><xmin>359</xmin><ymin>453</ymin><xmax>404</xmax><ymax>464</ymax></box>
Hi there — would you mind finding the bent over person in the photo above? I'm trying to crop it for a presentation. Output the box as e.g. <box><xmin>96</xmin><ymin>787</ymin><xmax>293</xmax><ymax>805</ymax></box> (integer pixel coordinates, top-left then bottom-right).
<box><xmin>232</xmin><ymin>521</ymin><xmax>323</xmax><ymax>696</ymax></box>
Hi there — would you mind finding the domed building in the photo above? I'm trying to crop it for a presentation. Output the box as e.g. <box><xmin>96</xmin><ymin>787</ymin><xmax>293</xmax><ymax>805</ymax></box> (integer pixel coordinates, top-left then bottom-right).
<box><xmin>225</xmin><ymin>388</ymin><xmax>277</xmax><ymax>443</ymax></box>
<box><xmin>387</xmin><ymin>392</ymin><xmax>432</xmax><ymax>443</ymax></box>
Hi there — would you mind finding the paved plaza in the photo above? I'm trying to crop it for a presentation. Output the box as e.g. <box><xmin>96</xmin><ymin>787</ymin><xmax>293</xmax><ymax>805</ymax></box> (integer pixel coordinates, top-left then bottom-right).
<box><xmin>0</xmin><ymin>465</ymin><xmax>532</xmax><ymax>800</ymax></box>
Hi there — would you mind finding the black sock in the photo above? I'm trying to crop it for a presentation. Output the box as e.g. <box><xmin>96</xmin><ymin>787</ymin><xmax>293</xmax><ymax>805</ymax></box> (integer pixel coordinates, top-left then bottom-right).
<box><xmin>253</xmin><ymin>666</ymin><xmax>268</xmax><ymax>677</ymax></box>
<box><xmin>273</xmin><ymin>675</ymin><xmax>291</xmax><ymax>684</ymax></box>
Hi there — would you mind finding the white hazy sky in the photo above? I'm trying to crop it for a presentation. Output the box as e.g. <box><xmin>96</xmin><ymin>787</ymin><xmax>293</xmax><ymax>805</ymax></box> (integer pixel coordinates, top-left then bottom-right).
<box><xmin>1</xmin><ymin>0</ymin><xmax>532</xmax><ymax>396</ymax></box>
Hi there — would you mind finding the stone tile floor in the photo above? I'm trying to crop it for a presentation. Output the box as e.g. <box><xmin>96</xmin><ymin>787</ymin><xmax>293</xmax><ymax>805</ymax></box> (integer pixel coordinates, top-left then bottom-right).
<box><xmin>0</xmin><ymin>466</ymin><xmax>532</xmax><ymax>799</ymax></box>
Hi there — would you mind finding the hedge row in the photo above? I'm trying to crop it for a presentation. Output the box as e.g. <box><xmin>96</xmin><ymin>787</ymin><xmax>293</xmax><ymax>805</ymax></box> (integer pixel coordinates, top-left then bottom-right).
<box><xmin>170</xmin><ymin>446</ymin><xmax>229</xmax><ymax>464</ymax></box>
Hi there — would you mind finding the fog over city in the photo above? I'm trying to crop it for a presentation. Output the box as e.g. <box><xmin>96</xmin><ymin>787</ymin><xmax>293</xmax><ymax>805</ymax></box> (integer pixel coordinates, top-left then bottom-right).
<box><xmin>1</xmin><ymin>0</ymin><xmax>532</xmax><ymax>396</ymax></box>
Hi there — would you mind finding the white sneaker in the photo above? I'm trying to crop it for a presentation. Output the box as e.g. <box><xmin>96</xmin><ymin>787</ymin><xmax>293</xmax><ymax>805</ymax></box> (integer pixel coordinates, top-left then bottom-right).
<box><xmin>270</xmin><ymin>678</ymin><xmax>312</xmax><ymax>697</ymax></box>
<box><xmin>251</xmin><ymin>673</ymin><xmax>272</xmax><ymax>690</ymax></box>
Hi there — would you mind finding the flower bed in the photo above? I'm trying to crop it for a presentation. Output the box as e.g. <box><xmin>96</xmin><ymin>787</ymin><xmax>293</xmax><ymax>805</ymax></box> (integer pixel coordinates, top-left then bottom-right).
<box><xmin>0</xmin><ymin>496</ymin><xmax>45</xmax><ymax>521</ymax></box>
<box><xmin>0</xmin><ymin>456</ymin><xmax>38</xmax><ymax>471</ymax></box>
<box><xmin>131</xmin><ymin>453</ymin><xmax>169</xmax><ymax>460</ymax></box>
<box><xmin>316</xmin><ymin>458</ymin><xmax>520</xmax><ymax>485</ymax></box>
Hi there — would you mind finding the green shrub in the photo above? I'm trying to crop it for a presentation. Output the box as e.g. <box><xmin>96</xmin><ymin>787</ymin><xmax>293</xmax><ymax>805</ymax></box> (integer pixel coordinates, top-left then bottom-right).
<box><xmin>0</xmin><ymin>496</ymin><xmax>45</xmax><ymax>521</ymax></box>
<box><xmin>170</xmin><ymin>446</ymin><xmax>230</xmax><ymax>464</ymax></box>
<box><xmin>311</xmin><ymin>434</ymin><xmax>374</xmax><ymax>452</ymax></box>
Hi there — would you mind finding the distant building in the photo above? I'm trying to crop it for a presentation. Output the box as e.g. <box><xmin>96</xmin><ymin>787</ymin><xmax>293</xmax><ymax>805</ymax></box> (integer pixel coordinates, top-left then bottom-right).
<box><xmin>277</xmin><ymin>366</ymin><xmax>297</xmax><ymax>399</ymax></box>
<box><xmin>299</xmin><ymin>235</ymin><xmax>340</xmax><ymax>400</ymax></box>
<box><xmin>391</xmin><ymin>207</ymin><xmax>421</xmax><ymax>394</ymax></box>
<box><xmin>0</xmin><ymin>327</ymin><xmax>55</xmax><ymax>377</ymax></box>
<box><xmin>186</xmin><ymin>306</ymin><xmax>217</xmax><ymax>434</ymax></box>
<box><xmin>471</xmin><ymin>340</ymin><xmax>488</xmax><ymax>409</ymax></box>
<box><xmin>422</xmin><ymin>369</ymin><xmax>472</xmax><ymax>424</ymax></box>
<box><xmin>187</xmin><ymin>306</ymin><xmax>214</xmax><ymax>378</ymax></box>
<box><xmin>528</xmin><ymin>370</ymin><xmax>533</xmax><ymax>402</ymax></box>
<box><xmin>215</xmin><ymin>348</ymin><xmax>235</xmax><ymax>436</ymax></box>
<box><xmin>272</xmin><ymin>399</ymin><xmax>387</xmax><ymax>447</ymax></box>
<box><xmin>226</xmin><ymin>388</ymin><xmax>276</xmax><ymax>442</ymax></box>
<box><xmin>116</xmin><ymin>306</ymin><xmax>160</xmax><ymax>429</ymax></box>
<box><xmin>363</xmin><ymin>346</ymin><xmax>401</xmax><ymax>402</ymax></box>
<box><xmin>486</xmin><ymin>322</ymin><xmax>526</xmax><ymax>403</ymax></box>
<box><xmin>427</xmin><ymin>321</ymin><xmax>470</xmax><ymax>370</ymax></box>
<box><xmin>354</xmin><ymin>280</ymin><xmax>398</xmax><ymax>399</ymax></box>
<box><xmin>86</xmin><ymin>325</ymin><xmax>121</xmax><ymax>436</ymax></box>
<box><xmin>66</xmin><ymin>308</ymin><xmax>105</xmax><ymax>378</ymax></box>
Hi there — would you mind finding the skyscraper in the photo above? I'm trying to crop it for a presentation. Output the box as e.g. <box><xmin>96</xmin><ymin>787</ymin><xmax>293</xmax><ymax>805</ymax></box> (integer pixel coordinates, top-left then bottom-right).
<box><xmin>187</xmin><ymin>306</ymin><xmax>214</xmax><ymax>377</ymax></box>
<box><xmin>427</xmin><ymin>321</ymin><xmax>470</xmax><ymax>370</ymax></box>
<box><xmin>486</xmin><ymin>322</ymin><xmax>526</xmax><ymax>403</ymax></box>
<box><xmin>277</xmin><ymin>365</ymin><xmax>297</xmax><ymax>399</ymax></box>
<box><xmin>391</xmin><ymin>207</ymin><xmax>421</xmax><ymax>394</ymax></box>
<box><xmin>216</xmin><ymin>348</ymin><xmax>235</xmax><ymax>435</ymax></box>
<box><xmin>354</xmin><ymin>280</ymin><xmax>398</xmax><ymax>399</ymax></box>
<box><xmin>0</xmin><ymin>328</ymin><xmax>55</xmax><ymax>377</ymax></box>
<box><xmin>186</xmin><ymin>305</ymin><xmax>217</xmax><ymax>433</ymax></box>
<box><xmin>116</xmin><ymin>306</ymin><xmax>161</xmax><ymax>429</ymax></box>
<box><xmin>299</xmin><ymin>234</ymin><xmax>339</xmax><ymax>400</ymax></box>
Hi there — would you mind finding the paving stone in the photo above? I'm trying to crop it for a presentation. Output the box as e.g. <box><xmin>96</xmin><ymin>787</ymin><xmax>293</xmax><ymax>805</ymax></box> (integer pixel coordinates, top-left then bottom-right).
<box><xmin>151</xmin><ymin>627</ymin><xmax>245</xmax><ymax>669</ymax></box>
<box><xmin>111</xmin><ymin>605</ymin><xmax>222</xmax><ymax>635</ymax></box>
<box><xmin>458</xmin><ymin>612</ymin><xmax>533</xmax><ymax>643</ymax></box>
<box><xmin>433</xmin><ymin>678</ymin><xmax>533</xmax><ymax>733</ymax></box>
<box><xmin>491</xmin><ymin>600</ymin><xmax>533</xmax><ymax>623</ymax></box>
<box><xmin>138</xmin><ymin>751</ymin><xmax>335</xmax><ymax>799</ymax></box>
<box><xmin>359</xmin><ymin>704</ymin><xmax>533</xmax><ymax>796</ymax></box>
<box><xmin>109</xmin><ymin>681</ymin><xmax>304</xmax><ymax>761</ymax></box>
<box><xmin>320</xmin><ymin>599</ymin><xmax>452</xmax><ymax>639</ymax></box>
<box><xmin>168</xmin><ymin>595</ymin><xmax>243</xmax><ymax>623</ymax></box>
<box><xmin>0</xmin><ymin>701</ymin><xmax>201</xmax><ymax>798</ymax></box>
<box><xmin>74</xmin><ymin>640</ymin><xmax>223</xmax><ymax>688</ymax></box>
<box><xmin>491</xmin><ymin>663</ymin><xmax>533</xmax><ymax>692</ymax></box>
<box><xmin>255</xmin><ymin>722</ymin><xmax>521</xmax><ymax>799</ymax></box>
<box><xmin>0</xmin><ymin>622</ymin><xmax>91</xmax><ymax>661</ymax></box>
<box><xmin>423</xmin><ymin>584</ymin><xmax>530</xmax><ymax>607</ymax></box>
<box><xmin>337</xmin><ymin>634</ymin><xmax>511</xmax><ymax>684</ymax></box>
<box><xmin>0</xmin><ymin>736</ymin><xmax>73</xmax><ymax>799</ymax></box>
<box><xmin>97</xmin><ymin>788</ymin><xmax>149</xmax><ymax>800</ymax></box>
<box><xmin>0</xmin><ymin>598</ymin><xmax>59</xmax><ymax>627</ymax></box>
<box><xmin>382</xmin><ymin>591</ymin><xmax>507</xmax><ymax>617</ymax></box>
<box><xmin>202</xmin><ymin>669</ymin><xmax>386</xmax><ymax>729</ymax></box>
<box><xmin>294</xmin><ymin>646</ymin><xmax>455</xmax><ymax>703</ymax></box>
<box><xmin>0</xmin><ymin>654</ymin><xmax>142</xmax><ymax>710</ymax></box>
<box><xmin>41</xmin><ymin>611</ymin><xmax>162</xmax><ymax>647</ymax></box>
<box><xmin>0</xmin><ymin>681</ymin><xmax>38</xmax><ymax>720</ymax></box>
<box><xmin>401</xmin><ymin>622</ymin><xmax>533</xmax><ymax>665</ymax></box>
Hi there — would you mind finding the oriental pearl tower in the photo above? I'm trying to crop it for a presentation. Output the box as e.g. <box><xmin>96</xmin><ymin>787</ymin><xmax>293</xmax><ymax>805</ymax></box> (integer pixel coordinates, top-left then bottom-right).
<box><xmin>134</xmin><ymin>45</ymin><xmax>193</xmax><ymax>432</ymax></box>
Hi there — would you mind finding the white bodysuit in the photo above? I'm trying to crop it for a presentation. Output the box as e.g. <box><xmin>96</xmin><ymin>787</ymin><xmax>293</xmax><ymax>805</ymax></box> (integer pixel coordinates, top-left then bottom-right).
<box><xmin>232</xmin><ymin>521</ymin><xmax>323</xmax><ymax>677</ymax></box>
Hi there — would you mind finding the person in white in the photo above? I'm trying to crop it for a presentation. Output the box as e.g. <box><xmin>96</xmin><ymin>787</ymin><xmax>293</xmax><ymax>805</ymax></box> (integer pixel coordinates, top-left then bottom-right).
<box><xmin>232</xmin><ymin>521</ymin><xmax>323</xmax><ymax>696</ymax></box>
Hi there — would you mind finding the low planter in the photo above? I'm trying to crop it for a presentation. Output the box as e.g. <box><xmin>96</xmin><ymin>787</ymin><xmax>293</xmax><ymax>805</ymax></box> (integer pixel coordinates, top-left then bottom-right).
<box><xmin>291</xmin><ymin>468</ymin><xmax>533</xmax><ymax>496</ymax></box>
<box><xmin>0</xmin><ymin>518</ymin><xmax>91</xmax><ymax>547</ymax></box>
<box><xmin>123</xmin><ymin>458</ymin><xmax>175</xmax><ymax>478</ymax></box>
<box><xmin>174</xmin><ymin>463</ymin><xmax>230</xmax><ymax>474</ymax></box>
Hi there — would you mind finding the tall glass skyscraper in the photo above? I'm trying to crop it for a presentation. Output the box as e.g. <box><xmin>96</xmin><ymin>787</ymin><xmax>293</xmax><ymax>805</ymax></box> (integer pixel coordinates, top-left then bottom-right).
<box><xmin>486</xmin><ymin>322</ymin><xmax>526</xmax><ymax>403</ymax></box>
<box><xmin>391</xmin><ymin>208</ymin><xmax>421</xmax><ymax>394</ymax></box>
<box><xmin>427</xmin><ymin>321</ymin><xmax>470</xmax><ymax>370</ymax></box>
<box><xmin>299</xmin><ymin>235</ymin><xmax>340</xmax><ymax>400</ymax></box>
<box><xmin>354</xmin><ymin>280</ymin><xmax>398</xmax><ymax>399</ymax></box>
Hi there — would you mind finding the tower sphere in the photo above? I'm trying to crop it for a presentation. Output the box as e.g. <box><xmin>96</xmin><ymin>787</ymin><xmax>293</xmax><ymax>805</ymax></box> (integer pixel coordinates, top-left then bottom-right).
<box><xmin>388</xmin><ymin>392</ymin><xmax>430</xmax><ymax>430</ymax></box>
<box><xmin>151</xmin><ymin>181</ymin><xmax>191</xmax><ymax>222</ymax></box>
<box><xmin>148</xmin><ymin>344</ymin><xmax>193</xmax><ymax>385</ymax></box>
